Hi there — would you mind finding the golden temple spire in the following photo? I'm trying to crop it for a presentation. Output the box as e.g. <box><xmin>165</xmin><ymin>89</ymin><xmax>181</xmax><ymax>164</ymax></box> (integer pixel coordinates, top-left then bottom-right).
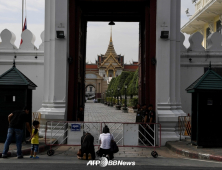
<box><xmin>110</xmin><ymin>26</ymin><xmax>112</xmax><ymax>42</ymax></box>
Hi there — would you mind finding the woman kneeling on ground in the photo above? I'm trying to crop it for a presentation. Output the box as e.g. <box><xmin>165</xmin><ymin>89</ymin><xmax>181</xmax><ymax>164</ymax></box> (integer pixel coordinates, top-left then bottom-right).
<box><xmin>98</xmin><ymin>125</ymin><xmax>114</xmax><ymax>160</ymax></box>
<box><xmin>77</xmin><ymin>131</ymin><xmax>95</xmax><ymax>160</ymax></box>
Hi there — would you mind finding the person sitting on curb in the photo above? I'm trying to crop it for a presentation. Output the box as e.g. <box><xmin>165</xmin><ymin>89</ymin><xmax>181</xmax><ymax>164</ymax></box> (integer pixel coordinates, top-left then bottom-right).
<box><xmin>98</xmin><ymin>125</ymin><xmax>114</xmax><ymax>160</ymax></box>
<box><xmin>2</xmin><ymin>106</ymin><xmax>32</xmax><ymax>159</ymax></box>
<box><xmin>77</xmin><ymin>131</ymin><xmax>95</xmax><ymax>160</ymax></box>
<box><xmin>29</xmin><ymin>120</ymin><xmax>40</xmax><ymax>159</ymax></box>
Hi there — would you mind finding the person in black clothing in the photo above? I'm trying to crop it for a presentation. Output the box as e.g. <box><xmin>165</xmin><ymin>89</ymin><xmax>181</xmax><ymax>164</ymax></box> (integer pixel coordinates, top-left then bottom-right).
<box><xmin>79</xmin><ymin>131</ymin><xmax>95</xmax><ymax>160</ymax></box>
<box><xmin>144</xmin><ymin>104</ymin><xmax>155</xmax><ymax>145</ymax></box>
<box><xmin>2</xmin><ymin>106</ymin><xmax>32</xmax><ymax>158</ymax></box>
<box><xmin>136</xmin><ymin>103</ymin><xmax>142</xmax><ymax>122</ymax></box>
<box><xmin>141</xmin><ymin>104</ymin><xmax>148</xmax><ymax>118</ymax></box>
<box><xmin>77</xmin><ymin>106</ymin><xmax>84</xmax><ymax>121</ymax></box>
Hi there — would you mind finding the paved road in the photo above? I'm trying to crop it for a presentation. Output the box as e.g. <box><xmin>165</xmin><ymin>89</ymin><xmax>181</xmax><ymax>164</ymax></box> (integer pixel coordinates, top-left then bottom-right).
<box><xmin>84</xmin><ymin>101</ymin><xmax>137</xmax><ymax>145</ymax></box>
<box><xmin>1</xmin><ymin>155</ymin><xmax>222</xmax><ymax>170</ymax></box>
<box><xmin>84</xmin><ymin>100</ymin><xmax>136</xmax><ymax>122</ymax></box>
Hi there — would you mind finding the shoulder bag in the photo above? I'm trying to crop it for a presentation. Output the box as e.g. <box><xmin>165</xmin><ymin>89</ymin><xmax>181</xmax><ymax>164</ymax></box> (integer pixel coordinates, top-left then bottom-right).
<box><xmin>110</xmin><ymin>134</ymin><xmax>119</xmax><ymax>153</ymax></box>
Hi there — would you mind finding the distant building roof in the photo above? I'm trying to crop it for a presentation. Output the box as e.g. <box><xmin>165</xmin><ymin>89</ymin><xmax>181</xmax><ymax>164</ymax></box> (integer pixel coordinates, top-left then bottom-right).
<box><xmin>0</xmin><ymin>62</ymin><xmax>37</xmax><ymax>89</ymax></box>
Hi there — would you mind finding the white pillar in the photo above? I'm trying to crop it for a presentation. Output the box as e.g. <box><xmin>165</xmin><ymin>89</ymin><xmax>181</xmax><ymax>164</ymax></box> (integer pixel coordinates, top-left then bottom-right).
<box><xmin>156</xmin><ymin>0</ymin><xmax>186</xmax><ymax>146</ymax></box>
<box><xmin>38</xmin><ymin>0</ymin><xmax>68</xmax><ymax>136</ymax></box>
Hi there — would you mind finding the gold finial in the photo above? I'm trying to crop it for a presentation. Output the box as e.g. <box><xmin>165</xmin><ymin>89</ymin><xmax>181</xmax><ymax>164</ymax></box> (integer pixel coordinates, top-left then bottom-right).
<box><xmin>110</xmin><ymin>26</ymin><xmax>112</xmax><ymax>42</ymax></box>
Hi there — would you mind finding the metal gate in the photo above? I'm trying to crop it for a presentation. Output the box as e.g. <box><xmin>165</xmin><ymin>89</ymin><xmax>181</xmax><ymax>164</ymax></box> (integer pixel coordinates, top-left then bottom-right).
<box><xmin>45</xmin><ymin>121</ymin><xmax>161</xmax><ymax>148</ymax></box>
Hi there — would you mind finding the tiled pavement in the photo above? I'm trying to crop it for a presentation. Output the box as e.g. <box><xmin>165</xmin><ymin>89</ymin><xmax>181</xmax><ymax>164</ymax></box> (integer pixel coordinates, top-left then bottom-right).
<box><xmin>84</xmin><ymin>100</ymin><xmax>136</xmax><ymax>123</ymax></box>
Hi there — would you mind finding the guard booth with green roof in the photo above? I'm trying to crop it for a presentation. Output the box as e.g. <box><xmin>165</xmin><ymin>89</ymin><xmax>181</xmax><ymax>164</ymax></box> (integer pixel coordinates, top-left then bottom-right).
<box><xmin>0</xmin><ymin>61</ymin><xmax>37</xmax><ymax>142</ymax></box>
<box><xmin>186</xmin><ymin>63</ymin><xmax>222</xmax><ymax>147</ymax></box>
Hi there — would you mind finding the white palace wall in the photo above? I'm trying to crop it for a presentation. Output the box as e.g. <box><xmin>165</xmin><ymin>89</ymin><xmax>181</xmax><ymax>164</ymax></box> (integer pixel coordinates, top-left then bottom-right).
<box><xmin>180</xmin><ymin>31</ymin><xmax>222</xmax><ymax>115</ymax></box>
<box><xmin>0</xmin><ymin>29</ymin><xmax>44</xmax><ymax>112</ymax></box>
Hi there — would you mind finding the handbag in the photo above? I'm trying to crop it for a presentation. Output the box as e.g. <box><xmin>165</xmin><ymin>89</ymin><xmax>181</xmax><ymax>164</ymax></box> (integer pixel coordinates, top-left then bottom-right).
<box><xmin>110</xmin><ymin>134</ymin><xmax>119</xmax><ymax>153</ymax></box>
<box><xmin>77</xmin><ymin>133</ymin><xmax>89</xmax><ymax>156</ymax></box>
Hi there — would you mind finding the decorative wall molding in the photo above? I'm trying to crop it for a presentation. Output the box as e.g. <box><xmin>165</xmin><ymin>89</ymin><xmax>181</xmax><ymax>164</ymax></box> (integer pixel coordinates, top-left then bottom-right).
<box><xmin>206</xmin><ymin>32</ymin><xmax>222</xmax><ymax>51</ymax></box>
<box><xmin>19</xmin><ymin>29</ymin><xmax>37</xmax><ymax>50</ymax></box>
<box><xmin>187</xmin><ymin>32</ymin><xmax>205</xmax><ymax>52</ymax></box>
<box><xmin>0</xmin><ymin>29</ymin><xmax>17</xmax><ymax>49</ymax></box>
<box><xmin>181</xmin><ymin>63</ymin><xmax>222</xmax><ymax>67</ymax></box>
<box><xmin>0</xmin><ymin>28</ymin><xmax>44</xmax><ymax>51</ymax></box>
<box><xmin>39</xmin><ymin>31</ymin><xmax>44</xmax><ymax>51</ymax></box>
<box><xmin>180</xmin><ymin>32</ymin><xmax>187</xmax><ymax>52</ymax></box>
<box><xmin>0</xmin><ymin>50</ymin><xmax>44</xmax><ymax>56</ymax></box>
<box><xmin>181</xmin><ymin>32</ymin><xmax>222</xmax><ymax>52</ymax></box>
<box><xmin>0</xmin><ymin>60</ymin><xmax>44</xmax><ymax>65</ymax></box>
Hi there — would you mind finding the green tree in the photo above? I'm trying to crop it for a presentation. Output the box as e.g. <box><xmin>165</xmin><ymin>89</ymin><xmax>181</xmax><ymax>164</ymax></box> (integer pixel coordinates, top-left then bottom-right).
<box><xmin>127</xmin><ymin>69</ymin><xmax>139</xmax><ymax>96</ymax></box>
<box><xmin>107</xmin><ymin>77</ymin><xmax>116</xmax><ymax>97</ymax></box>
<box><xmin>115</xmin><ymin>71</ymin><xmax>131</xmax><ymax>96</ymax></box>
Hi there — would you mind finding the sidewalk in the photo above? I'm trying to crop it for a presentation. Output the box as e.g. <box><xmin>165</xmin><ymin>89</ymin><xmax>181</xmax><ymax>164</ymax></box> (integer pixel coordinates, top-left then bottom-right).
<box><xmin>0</xmin><ymin>138</ymin><xmax>50</xmax><ymax>158</ymax></box>
<box><xmin>166</xmin><ymin>139</ymin><xmax>222</xmax><ymax>162</ymax></box>
<box><xmin>37</xmin><ymin>145</ymin><xmax>185</xmax><ymax>159</ymax></box>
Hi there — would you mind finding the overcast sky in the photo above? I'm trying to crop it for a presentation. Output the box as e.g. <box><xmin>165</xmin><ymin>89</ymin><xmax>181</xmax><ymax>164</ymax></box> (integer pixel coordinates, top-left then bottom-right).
<box><xmin>0</xmin><ymin>0</ymin><xmax>194</xmax><ymax>63</ymax></box>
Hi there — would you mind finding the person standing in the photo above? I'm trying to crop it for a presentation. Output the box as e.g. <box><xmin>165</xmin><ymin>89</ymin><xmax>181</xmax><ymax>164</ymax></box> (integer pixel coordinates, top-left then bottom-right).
<box><xmin>2</xmin><ymin>106</ymin><xmax>32</xmax><ymax>158</ymax></box>
<box><xmin>139</xmin><ymin>104</ymin><xmax>148</xmax><ymax>143</ymax></box>
<box><xmin>77</xmin><ymin>106</ymin><xmax>84</xmax><ymax>121</ymax></box>
<box><xmin>29</xmin><ymin>120</ymin><xmax>40</xmax><ymax>159</ymax></box>
<box><xmin>144</xmin><ymin>104</ymin><xmax>155</xmax><ymax>145</ymax></box>
<box><xmin>136</xmin><ymin>103</ymin><xmax>142</xmax><ymax>122</ymax></box>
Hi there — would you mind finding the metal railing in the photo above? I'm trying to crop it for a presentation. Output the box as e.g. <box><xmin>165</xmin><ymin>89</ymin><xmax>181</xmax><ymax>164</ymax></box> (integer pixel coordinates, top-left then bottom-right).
<box><xmin>178</xmin><ymin>116</ymin><xmax>191</xmax><ymax>141</ymax></box>
<box><xmin>45</xmin><ymin>121</ymin><xmax>161</xmax><ymax>148</ymax></box>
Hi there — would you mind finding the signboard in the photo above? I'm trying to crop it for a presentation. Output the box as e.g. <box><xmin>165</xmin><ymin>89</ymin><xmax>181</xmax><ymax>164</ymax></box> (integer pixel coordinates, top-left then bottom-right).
<box><xmin>71</xmin><ymin>124</ymin><xmax>81</xmax><ymax>131</ymax></box>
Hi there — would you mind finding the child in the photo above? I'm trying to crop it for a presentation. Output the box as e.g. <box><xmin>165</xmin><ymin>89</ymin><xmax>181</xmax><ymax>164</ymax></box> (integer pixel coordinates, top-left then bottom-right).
<box><xmin>29</xmin><ymin>120</ymin><xmax>40</xmax><ymax>159</ymax></box>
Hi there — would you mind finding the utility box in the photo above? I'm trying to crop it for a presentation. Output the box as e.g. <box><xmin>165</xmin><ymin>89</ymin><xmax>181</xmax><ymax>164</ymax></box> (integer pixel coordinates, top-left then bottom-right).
<box><xmin>186</xmin><ymin>64</ymin><xmax>222</xmax><ymax>147</ymax></box>
<box><xmin>0</xmin><ymin>63</ymin><xmax>37</xmax><ymax>142</ymax></box>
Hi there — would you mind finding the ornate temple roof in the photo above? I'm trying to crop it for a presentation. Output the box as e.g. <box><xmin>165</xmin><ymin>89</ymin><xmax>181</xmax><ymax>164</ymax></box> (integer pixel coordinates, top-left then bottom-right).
<box><xmin>104</xmin><ymin>26</ymin><xmax>118</xmax><ymax>58</ymax></box>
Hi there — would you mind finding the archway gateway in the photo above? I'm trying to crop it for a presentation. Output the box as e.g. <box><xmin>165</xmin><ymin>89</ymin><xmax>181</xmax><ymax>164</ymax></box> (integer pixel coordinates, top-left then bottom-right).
<box><xmin>40</xmin><ymin>0</ymin><xmax>185</xmax><ymax>145</ymax></box>
<box><xmin>67</xmin><ymin>0</ymin><xmax>156</xmax><ymax>121</ymax></box>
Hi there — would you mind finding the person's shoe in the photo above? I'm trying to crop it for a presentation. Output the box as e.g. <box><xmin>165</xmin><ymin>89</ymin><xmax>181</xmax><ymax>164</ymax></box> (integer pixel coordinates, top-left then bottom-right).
<box><xmin>30</xmin><ymin>155</ymin><xmax>33</xmax><ymax>158</ymax></box>
<box><xmin>102</xmin><ymin>154</ymin><xmax>106</xmax><ymax>157</ymax></box>
<box><xmin>88</xmin><ymin>153</ymin><xmax>92</xmax><ymax>160</ymax></box>
<box><xmin>17</xmin><ymin>155</ymin><xmax>23</xmax><ymax>159</ymax></box>
<box><xmin>2</xmin><ymin>154</ymin><xmax>7</xmax><ymax>158</ymax></box>
<box><xmin>83</xmin><ymin>153</ymin><xmax>86</xmax><ymax>160</ymax></box>
<box><xmin>33</xmin><ymin>156</ymin><xmax>39</xmax><ymax>159</ymax></box>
